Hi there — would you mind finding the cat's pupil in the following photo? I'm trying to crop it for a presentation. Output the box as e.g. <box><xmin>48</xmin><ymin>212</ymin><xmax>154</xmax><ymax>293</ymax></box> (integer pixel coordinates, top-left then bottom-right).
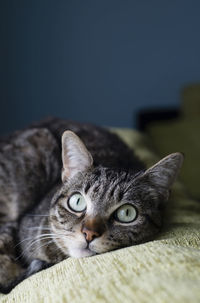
<box><xmin>76</xmin><ymin>198</ymin><xmax>80</xmax><ymax>205</ymax></box>
<box><xmin>126</xmin><ymin>209</ymin><xmax>129</xmax><ymax>216</ymax></box>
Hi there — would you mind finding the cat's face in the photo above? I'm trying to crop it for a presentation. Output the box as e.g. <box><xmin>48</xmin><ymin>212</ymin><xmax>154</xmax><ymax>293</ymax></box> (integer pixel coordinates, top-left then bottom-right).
<box><xmin>49</xmin><ymin>131</ymin><xmax>183</xmax><ymax>258</ymax></box>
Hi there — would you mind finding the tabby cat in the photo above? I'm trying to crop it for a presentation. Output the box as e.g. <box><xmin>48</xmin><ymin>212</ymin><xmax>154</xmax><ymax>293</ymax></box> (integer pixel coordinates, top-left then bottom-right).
<box><xmin>0</xmin><ymin>118</ymin><xmax>183</xmax><ymax>293</ymax></box>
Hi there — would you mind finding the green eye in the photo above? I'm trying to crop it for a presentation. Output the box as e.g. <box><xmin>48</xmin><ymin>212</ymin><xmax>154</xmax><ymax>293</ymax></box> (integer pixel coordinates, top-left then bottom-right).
<box><xmin>68</xmin><ymin>193</ymin><xmax>86</xmax><ymax>212</ymax></box>
<box><xmin>115</xmin><ymin>204</ymin><xmax>137</xmax><ymax>223</ymax></box>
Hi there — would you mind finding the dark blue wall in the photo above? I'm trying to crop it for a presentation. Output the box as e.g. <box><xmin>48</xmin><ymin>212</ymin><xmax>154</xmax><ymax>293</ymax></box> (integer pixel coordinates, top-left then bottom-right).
<box><xmin>1</xmin><ymin>0</ymin><xmax>200</xmax><ymax>134</ymax></box>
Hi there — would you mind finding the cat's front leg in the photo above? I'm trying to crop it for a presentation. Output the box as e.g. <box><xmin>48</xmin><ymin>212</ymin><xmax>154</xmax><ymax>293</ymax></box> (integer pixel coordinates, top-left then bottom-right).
<box><xmin>0</xmin><ymin>259</ymin><xmax>53</xmax><ymax>294</ymax></box>
<box><xmin>0</xmin><ymin>223</ymin><xmax>25</xmax><ymax>287</ymax></box>
<box><xmin>25</xmin><ymin>259</ymin><xmax>53</xmax><ymax>278</ymax></box>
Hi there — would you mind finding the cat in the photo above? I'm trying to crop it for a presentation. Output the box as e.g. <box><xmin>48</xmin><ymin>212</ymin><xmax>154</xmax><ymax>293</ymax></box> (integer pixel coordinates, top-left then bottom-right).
<box><xmin>0</xmin><ymin>117</ymin><xmax>183</xmax><ymax>293</ymax></box>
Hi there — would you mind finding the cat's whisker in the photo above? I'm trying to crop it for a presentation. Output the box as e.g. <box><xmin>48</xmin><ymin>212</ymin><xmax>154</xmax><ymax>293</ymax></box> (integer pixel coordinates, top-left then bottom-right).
<box><xmin>15</xmin><ymin>233</ymin><xmax>54</xmax><ymax>247</ymax></box>
<box><xmin>15</xmin><ymin>231</ymin><xmax>71</xmax><ymax>248</ymax></box>
<box><xmin>17</xmin><ymin>232</ymin><xmax>73</xmax><ymax>251</ymax></box>
<box><xmin>15</xmin><ymin>236</ymin><xmax>56</xmax><ymax>260</ymax></box>
<box><xmin>26</xmin><ymin>214</ymin><xmax>50</xmax><ymax>217</ymax></box>
<box><xmin>29</xmin><ymin>240</ymin><xmax>54</xmax><ymax>256</ymax></box>
<box><xmin>24</xmin><ymin>227</ymin><xmax>52</xmax><ymax>231</ymax></box>
<box><xmin>14</xmin><ymin>233</ymin><xmax>55</xmax><ymax>248</ymax></box>
<box><xmin>25</xmin><ymin>237</ymin><xmax>55</xmax><ymax>251</ymax></box>
<box><xmin>17</xmin><ymin>234</ymin><xmax>71</xmax><ymax>260</ymax></box>
<box><xmin>14</xmin><ymin>237</ymin><xmax>37</xmax><ymax>248</ymax></box>
<box><xmin>15</xmin><ymin>236</ymin><xmax>54</xmax><ymax>255</ymax></box>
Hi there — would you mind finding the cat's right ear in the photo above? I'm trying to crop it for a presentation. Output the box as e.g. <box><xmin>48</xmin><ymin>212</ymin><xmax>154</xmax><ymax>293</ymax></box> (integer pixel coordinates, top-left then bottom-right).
<box><xmin>61</xmin><ymin>131</ymin><xmax>93</xmax><ymax>182</ymax></box>
<box><xmin>141</xmin><ymin>152</ymin><xmax>184</xmax><ymax>200</ymax></box>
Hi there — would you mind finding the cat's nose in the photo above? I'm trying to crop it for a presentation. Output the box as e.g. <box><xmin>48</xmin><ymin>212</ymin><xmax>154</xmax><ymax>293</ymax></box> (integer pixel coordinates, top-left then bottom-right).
<box><xmin>81</xmin><ymin>217</ymin><xmax>106</xmax><ymax>243</ymax></box>
<box><xmin>82</xmin><ymin>227</ymin><xmax>100</xmax><ymax>242</ymax></box>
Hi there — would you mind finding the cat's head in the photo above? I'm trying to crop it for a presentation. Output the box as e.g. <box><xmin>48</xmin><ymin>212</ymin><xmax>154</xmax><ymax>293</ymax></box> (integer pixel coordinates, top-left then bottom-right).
<box><xmin>49</xmin><ymin>131</ymin><xmax>183</xmax><ymax>258</ymax></box>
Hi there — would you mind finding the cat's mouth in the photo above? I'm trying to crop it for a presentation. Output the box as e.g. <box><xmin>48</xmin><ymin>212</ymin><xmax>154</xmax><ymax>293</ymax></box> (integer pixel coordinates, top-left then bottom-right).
<box><xmin>69</xmin><ymin>246</ymin><xmax>97</xmax><ymax>258</ymax></box>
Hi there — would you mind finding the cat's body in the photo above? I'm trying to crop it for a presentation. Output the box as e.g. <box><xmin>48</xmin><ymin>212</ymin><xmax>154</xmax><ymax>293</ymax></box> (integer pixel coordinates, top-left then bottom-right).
<box><xmin>0</xmin><ymin>118</ymin><xmax>183</xmax><ymax>293</ymax></box>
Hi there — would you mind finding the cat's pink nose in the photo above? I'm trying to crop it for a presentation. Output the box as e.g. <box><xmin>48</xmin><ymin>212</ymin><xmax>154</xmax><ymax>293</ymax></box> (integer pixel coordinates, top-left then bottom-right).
<box><xmin>82</xmin><ymin>227</ymin><xmax>100</xmax><ymax>242</ymax></box>
<box><xmin>81</xmin><ymin>217</ymin><xmax>106</xmax><ymax>242</ymax></box>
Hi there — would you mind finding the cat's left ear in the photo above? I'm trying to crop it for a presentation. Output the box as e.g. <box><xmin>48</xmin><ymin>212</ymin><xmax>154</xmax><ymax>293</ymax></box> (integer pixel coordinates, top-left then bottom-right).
<box><xmin>61</xmin><ymin>131</ymin><xmax>93</xmax><ymax>182</ymax></box>
<box><xmin>142</xmin><ymin>152</ymin><xmax>184</xmax><ymax>199</ymax></box>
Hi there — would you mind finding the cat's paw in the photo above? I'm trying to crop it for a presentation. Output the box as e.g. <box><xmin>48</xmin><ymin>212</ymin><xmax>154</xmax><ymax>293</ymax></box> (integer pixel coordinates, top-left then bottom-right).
<box><xmin>0</xmin><ymin>254</ymin><xmax>24</xmax><ymax>285</ymax></box>
<box><xmin>26</xmin><ymin>259</ymin><xmax>53</xmax><ymax>276</ymax></box>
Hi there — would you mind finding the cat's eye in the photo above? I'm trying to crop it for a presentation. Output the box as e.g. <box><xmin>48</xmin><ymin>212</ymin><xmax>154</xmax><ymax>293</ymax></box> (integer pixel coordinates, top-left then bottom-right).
<box><xmin>67</xmin><ymin>193</ymin><xmax>86</xmax><ymax>212</ymax></box>
<box><xmin>115</xmin><ymin>204</ymin><xmax>137</xmax><ymax>223</ymax></box>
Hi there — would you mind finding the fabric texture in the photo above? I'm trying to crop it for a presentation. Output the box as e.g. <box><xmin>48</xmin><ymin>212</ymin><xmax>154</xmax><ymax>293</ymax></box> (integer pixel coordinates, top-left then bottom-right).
<box><xmin>1</xmin><ymin>128</ymin><xmax>200</xmax><ymax>303</ymax></box>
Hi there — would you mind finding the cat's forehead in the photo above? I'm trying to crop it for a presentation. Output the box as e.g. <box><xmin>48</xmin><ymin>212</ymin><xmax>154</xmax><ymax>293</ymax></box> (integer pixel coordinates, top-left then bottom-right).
<box><xmin>84</xmin><ymin>167</ymin><xmax>133</xmax><ymax>194</ymax></box>
<box><xmin>65</xmin><ymin>167</ymin><xmax>144</xmax><ymax>209</ymax></box>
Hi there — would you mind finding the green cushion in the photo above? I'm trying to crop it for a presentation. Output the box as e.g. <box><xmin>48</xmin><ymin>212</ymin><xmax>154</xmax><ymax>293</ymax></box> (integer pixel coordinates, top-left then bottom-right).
<box><xmin>147</xmin><ymin>119</ymin><xmax>200</xmax><ymax>199</ymax></box>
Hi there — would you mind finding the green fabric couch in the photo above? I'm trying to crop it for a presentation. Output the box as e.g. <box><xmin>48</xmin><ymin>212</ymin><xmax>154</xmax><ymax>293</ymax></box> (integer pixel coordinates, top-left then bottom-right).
<box><xmin>147</xmin><ymin>84</ymin><xmax>200</xmax><ymax>199</ymax></box>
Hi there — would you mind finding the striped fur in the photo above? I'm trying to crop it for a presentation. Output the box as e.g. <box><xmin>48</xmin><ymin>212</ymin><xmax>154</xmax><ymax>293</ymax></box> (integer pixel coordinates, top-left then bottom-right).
<box><xmin>0</xmin><ymin>118</ymin><xmax>183</xmax><ymax>293</ymax></box>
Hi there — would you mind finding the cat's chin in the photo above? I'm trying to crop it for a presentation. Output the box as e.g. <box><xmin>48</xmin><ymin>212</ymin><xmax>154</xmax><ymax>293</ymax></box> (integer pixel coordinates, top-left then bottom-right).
<box><xmin>68</xmin><ymin>247</ymin><xmax>97</xmax><ymax>258</ymax></box>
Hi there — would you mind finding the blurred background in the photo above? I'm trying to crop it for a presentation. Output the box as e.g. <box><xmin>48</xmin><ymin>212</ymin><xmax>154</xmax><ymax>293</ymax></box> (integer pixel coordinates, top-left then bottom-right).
<box><xmin>1</xmin><ymin>0</ymin><xmax>200</xmax><ymax>135</ymax></box>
